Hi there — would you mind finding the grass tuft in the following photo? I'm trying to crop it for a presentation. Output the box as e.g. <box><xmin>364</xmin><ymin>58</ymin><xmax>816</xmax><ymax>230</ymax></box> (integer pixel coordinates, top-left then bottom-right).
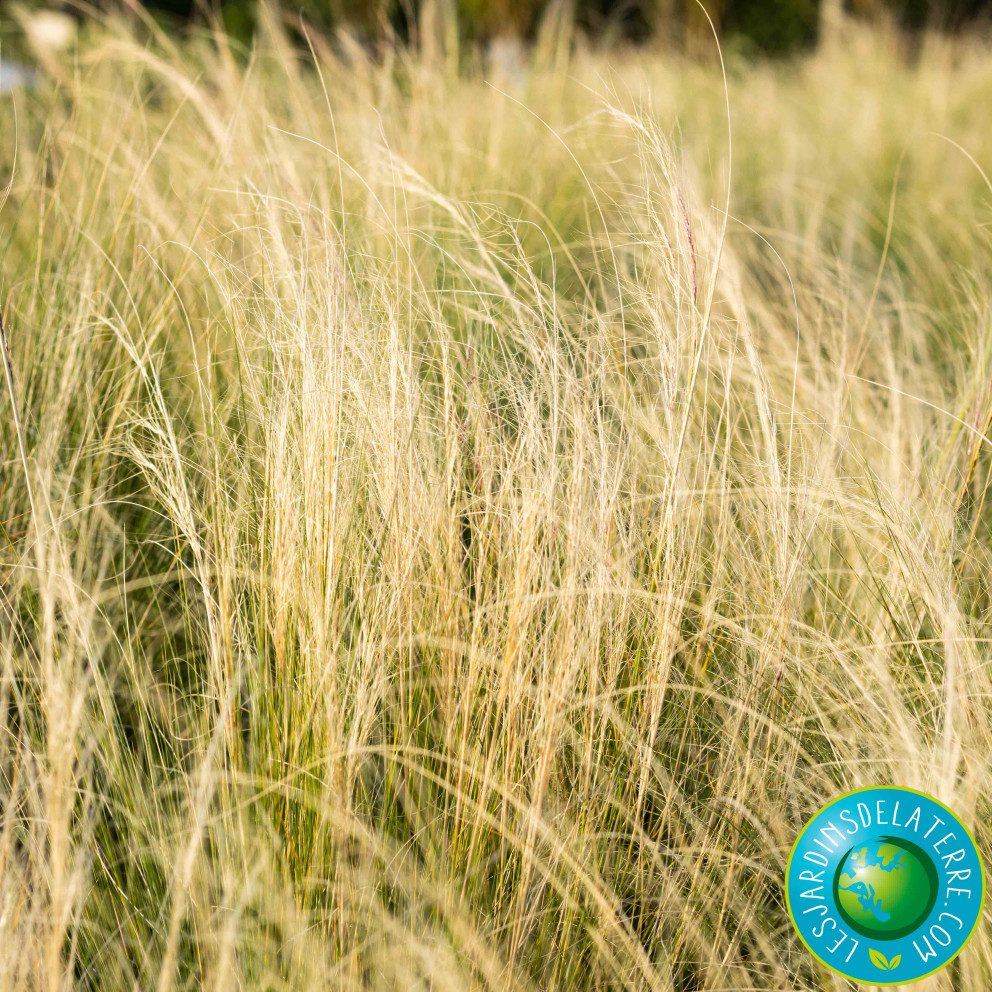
<box><xmin>1</xmin><ymin>11</ymin><xmax>992</xmax><ymax>991</ymax></box>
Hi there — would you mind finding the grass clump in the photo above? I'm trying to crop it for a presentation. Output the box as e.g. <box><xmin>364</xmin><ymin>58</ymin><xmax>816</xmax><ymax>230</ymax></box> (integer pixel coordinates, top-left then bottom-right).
<box><xmin>1</xmin><ymin>11</ymin><xmax>992</xmax><ymax>991</ymax></box>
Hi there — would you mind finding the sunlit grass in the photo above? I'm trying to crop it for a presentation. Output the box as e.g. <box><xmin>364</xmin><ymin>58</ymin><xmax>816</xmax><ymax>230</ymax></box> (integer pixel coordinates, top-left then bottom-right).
<box><xmin>1</xmin><ymin>8</ymin><xmax>992</xmax><ymax>990</ymax></box>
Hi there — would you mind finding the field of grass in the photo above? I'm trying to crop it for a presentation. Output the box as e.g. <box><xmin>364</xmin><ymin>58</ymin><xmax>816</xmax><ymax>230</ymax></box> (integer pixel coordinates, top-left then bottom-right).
<box><xmin>2</xmin><ymin>9</ymin><xmax>992</xmax><ymax>990</ymax></box>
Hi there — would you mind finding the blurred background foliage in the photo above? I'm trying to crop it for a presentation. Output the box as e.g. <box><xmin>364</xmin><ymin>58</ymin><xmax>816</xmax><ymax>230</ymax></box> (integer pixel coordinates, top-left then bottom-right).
<box><xmin>1</xmin><ymin>0</ymin><xmax>991</xmax><ymax>60</ymax></box>
<box><xmin>125</xmin><ymin>0</ymin><xmax>989</xmax><ymax>52</ymax></box>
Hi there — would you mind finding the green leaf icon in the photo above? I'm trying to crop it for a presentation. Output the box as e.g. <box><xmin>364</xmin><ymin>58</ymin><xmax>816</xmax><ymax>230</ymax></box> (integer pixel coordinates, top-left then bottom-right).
<box><xmin>869</xmin><ymin>948</ymin><xmax>890</xmax><ymax>970</ymax></box>
<box><xmin>889</xmin><ymin>955</ymin><xmax>901</xmax><ymax>969</ymax></box>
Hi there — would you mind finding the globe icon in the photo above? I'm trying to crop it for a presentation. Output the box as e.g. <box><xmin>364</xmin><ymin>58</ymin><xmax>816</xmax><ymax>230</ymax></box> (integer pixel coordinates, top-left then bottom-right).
<box><xmin>833</xmin><ymin>836</ymin><xmax>939</xmax><ymax>940</ymax></box>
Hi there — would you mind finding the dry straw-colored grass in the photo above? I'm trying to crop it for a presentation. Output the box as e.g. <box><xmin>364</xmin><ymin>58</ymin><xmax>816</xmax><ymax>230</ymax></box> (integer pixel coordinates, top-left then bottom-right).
<box><xmin>1</xmin><ymin>8</ymin><xmax>992</xmax><ymax>990</ymax></box>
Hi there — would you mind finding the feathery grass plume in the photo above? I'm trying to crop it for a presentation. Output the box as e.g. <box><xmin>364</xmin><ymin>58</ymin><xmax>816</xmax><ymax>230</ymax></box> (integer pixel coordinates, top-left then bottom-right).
<box><xmin>1</xmin><ymin>7</ymin><xmax>992</xmax><ymax>991</ymax></box>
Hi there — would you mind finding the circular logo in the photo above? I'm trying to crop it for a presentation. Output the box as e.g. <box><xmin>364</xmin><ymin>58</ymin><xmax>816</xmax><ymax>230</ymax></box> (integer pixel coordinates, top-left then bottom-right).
<box><xmin>786</xmin><ymin>787</ymin><xmax>985</xmax><ymax>984</ymax></box>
